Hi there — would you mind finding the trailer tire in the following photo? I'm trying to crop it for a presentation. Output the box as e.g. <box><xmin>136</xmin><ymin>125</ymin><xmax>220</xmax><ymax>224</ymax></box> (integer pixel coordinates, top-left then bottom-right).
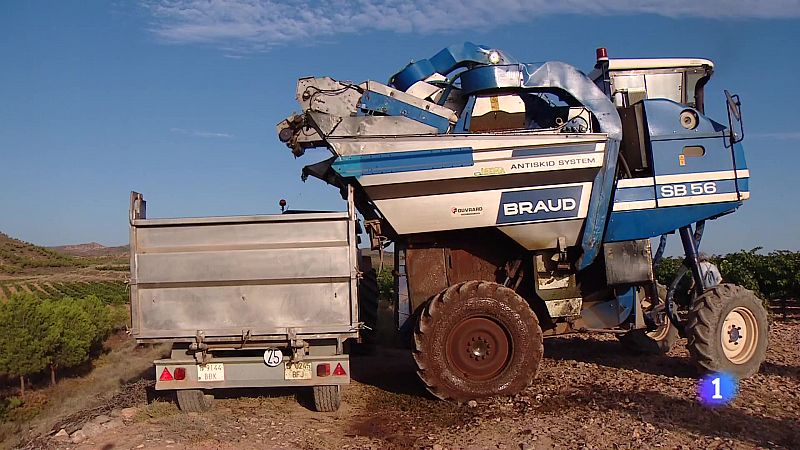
<box><xmin>413</xmin><ymin>281</ymin><xmax>543</xmax><ymax>402</ymax></box>
<box><xmin>312</xmin><ymin>385</ymin><xmax>342</xmax><ymax>412</ymax></box>
<box><xmin>176</xmin><ymin>389</ymin><xmax>213</xmax><ymax>413</ymax></box>
<box><xmin>686</xmin><ymin>284</ymin><xmax>768</xmax><ymax>378</ymax></box>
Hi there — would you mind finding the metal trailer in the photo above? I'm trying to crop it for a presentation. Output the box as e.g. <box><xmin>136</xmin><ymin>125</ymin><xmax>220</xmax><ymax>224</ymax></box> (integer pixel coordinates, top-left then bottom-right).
<box><xmin>128</xmin><ymin>188</ymin><xmax>363</xmax><ymax>412</ymax></box>
<box><xmin>276</xmin><ymin>43</ymin><xmax>769</xmax><ymax>402</ymax></box>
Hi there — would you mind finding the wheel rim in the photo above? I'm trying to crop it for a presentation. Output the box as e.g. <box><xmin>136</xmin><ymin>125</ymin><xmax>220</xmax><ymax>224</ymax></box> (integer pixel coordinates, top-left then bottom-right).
<box><xmin>720</xmin><ymin>306</ymin><xmax>759</xmax><ymax>364</ymax></box>
<box><xmin>643</xmin><ymin>288</ymin><xmax>670</xmax><ymax>342</ymax></box>
<box><xmin>646</xmin><ymin>320</ymin><xmax>671</xmax><ymax>342</ymax></box>
<box><xmin>446</xmin><ymin>316</ymin><xmax>511</xmax><ymax>381</ymax></box>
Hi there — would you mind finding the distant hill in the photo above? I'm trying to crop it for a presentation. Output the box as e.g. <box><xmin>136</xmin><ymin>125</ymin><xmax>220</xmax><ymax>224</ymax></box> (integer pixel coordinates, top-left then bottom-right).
<box><xmin>50</xmin><ymin>242</ymin><xmax>129</xmax><ymax>258</ymax></box>
<box><xmin>0</xmin><ymin>232</ymin><xmax>81</xmax><ymax>274</ymax></box>
<box><xmin>0</xmin><ymin>232</ymin><xmax>128</xmax><ymax>277</ymax></box>
<box><xmin>0</xmin><ymin>232</ymin><xmax>128</xmax><ymax>300</ymax></box>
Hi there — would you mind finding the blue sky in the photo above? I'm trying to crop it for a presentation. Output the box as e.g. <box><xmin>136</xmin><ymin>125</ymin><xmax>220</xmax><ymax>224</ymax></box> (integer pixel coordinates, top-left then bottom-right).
<box><xmin>0</xmin><ymin>1</ymin><xmax>798</xmax><ymax>255</ymax></box>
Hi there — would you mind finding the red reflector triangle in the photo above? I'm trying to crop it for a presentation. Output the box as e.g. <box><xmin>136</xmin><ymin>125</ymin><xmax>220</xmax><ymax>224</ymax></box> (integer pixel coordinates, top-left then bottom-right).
<box><xmin>159</xmin><ymin>367</ymin><xmax>173</xmax><ymax>381</ymax></box>
<box><xmin>332</xmin><ymin>363</ymin><xmax>346</xmax><ymax>376</ymax></box>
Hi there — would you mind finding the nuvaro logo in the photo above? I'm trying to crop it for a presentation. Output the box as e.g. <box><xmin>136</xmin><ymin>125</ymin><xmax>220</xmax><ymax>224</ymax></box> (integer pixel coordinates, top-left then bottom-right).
<box><xmin>497</xmin><ymin>186</ymin><xmax>582</xmax><ymax>224</ymax></box>
<box><xmin>450</xmin><ymin>206</ymin><xmax>483</xmax><ymax>217</ymax></box>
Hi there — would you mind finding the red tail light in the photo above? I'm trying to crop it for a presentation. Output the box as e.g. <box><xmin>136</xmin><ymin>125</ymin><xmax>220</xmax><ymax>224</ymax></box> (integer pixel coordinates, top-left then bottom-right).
<box><xmin>316</xmin><ymin>363</ymin><xmax>330</xmax><ymax>377</ymax></box>
<box><xmin>159</xmin><ymin>367</ymin><xmax>173</xmax><ymax>381</ymax></box>
<box><xmin>332</xmin><ymin>363</ymin><xmax>346</xmax><ymax>376</ymax></box>
<box><xmin>173</xmin><ymin>367</ymin><xmax>186</xmax><ymax>380</ymax></box>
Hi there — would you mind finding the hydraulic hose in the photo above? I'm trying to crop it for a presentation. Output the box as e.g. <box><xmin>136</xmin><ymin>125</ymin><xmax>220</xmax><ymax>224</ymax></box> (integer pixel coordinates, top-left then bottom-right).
<box><xmin>665</xmin><ymin>221</ymin><xmax>705</xmax><ymax>327</ymax></box>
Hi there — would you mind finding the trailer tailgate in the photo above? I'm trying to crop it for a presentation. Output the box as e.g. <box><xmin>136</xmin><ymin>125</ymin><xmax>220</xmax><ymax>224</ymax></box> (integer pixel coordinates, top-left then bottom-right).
<box><xmin>128</xmin><ymin>193</ymin><xmax>358</xmax><ymax>341</ymax></box>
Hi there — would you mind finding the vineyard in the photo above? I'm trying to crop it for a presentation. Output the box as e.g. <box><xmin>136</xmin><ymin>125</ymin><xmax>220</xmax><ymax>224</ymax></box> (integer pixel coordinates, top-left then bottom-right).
<box><xmin>0</xmin><ymin>232</ymin><xmax>128</xmax><ymax>305</ymax></box>
<box><xmin>0</xmin><ymin>280</ymin><xmax>127</xmax><ymax>304</ymax></box>
<box><xmin>656</xmin><ymin>248</ymin><xmax>800</xmax><ymax>319</ymax></box>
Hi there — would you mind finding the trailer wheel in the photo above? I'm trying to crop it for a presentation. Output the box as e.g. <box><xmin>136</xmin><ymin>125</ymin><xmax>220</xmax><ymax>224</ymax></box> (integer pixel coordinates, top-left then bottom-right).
<box><xmin>413</xmin><ymin>281</ymin><xmax>543</xmax><ymax>402</ymax></box>
<box><xmin>619</xmin><ymin>284</ymin><xmax>679</xmax><ymax>354</ymax></box>
<box><xmin>686</xmin><ymin>284</ymin><xmax>768</xmax><ymax>378</ymax></box>
<box><xmin>312</xmin><ymin>385</ymin><xmax>342</xmax><ymax>412</ymax></box>
<box><xmin>176</xmin><ymin>389</ymin><xmax>213</xmax><ymax>413</ymax></box>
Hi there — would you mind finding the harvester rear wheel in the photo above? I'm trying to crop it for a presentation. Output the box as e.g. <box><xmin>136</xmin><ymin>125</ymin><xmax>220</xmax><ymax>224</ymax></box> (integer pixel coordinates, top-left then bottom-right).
<box><xmin>413</xmin><ymin>281</ymin><xmax>543</xmax><ymax>402</ymax></box>
<box><xmin>686</xmin><ymin>284</ymin><xmax>768</xmax><ymax>378</ymax></box>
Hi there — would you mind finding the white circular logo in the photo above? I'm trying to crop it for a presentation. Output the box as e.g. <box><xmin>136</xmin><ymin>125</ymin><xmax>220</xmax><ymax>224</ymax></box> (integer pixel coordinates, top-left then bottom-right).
<box><xmin>263</xmin><ymin>348</ymin><xmax>283</xmax><ymax>367</ymax></box>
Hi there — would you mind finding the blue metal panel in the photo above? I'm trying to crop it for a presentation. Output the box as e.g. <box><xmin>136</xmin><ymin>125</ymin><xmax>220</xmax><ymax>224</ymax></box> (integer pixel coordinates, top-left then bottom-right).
<box><xmin>460</xmin><ymin>64</ymin><xmax>524</xmax><ymax>92</ymax></box>
<box><xmin>359</xmin><ymin>91</ymin><xmax>451</xmax><ymax>133</ymax></box>
<box><xmin>738</xmin><ymin>177</ymin><xmax>749</xmax><ymax>192</ymax></box>
<box><xmin>614</xmin><ymin>186</ymin><xmax>655</xmax><ymax>202</ymax></box>
<box><xmin>615</xmin><ymin>287</ymin><xmax>635</xmax><ymax>324</ymax></box>
<box><xmin>331</xmin><ymin>147</ymin><xmax>474</xmax><ymax>177</ymax></box>
<box><xmin>579</xmin><ymin>140</ymin><xmax>620</xmax><ymax>270</ymax></box>
<box><xmin>650</xmin><ymin>138</ymin><xmax>732</xmax><ymax>176</ymax></box>
<box><xmin>643</xmin><ymin>99</ymin><xmax>726</xmax><ymax>137</ymax></box>
<box><xmin>733</xmin><ymin>142</ymin><xmax>748</xmax><ymax>170</ymax></box>
<box><xmin>453</xmin><ymin>95</ymin><xmax>476</xmax><ymax>133</ymax></box>
<box><xmin>604</xmin><ymin>202</ymin><xmax>740</xmax><ymax>242</ymax></box>
<box><xmin>391</xmin><ymin>59</ymin><xmax>435</xmax><ymax>92</ymax></box>
<box><xmin>390</xmin><ymin>42</ymin><xmax>517</xmax><ymax>91</ymax></box>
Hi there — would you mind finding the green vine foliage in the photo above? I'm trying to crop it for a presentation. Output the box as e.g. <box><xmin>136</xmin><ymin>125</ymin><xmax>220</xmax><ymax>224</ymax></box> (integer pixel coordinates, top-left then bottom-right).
<box><xmin>656</xmin><ymin>249</ymin><xmax>799</xmax><ymax>301</ymax></box>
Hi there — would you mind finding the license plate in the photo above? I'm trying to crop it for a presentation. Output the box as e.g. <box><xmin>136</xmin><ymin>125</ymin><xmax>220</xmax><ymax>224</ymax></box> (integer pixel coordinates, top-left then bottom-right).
<box><xmin>197</xmin><ymin>363</ymin><xmax>225</xmax><ymax>382</ymax></box>
<box><xmin>284</xmin><ymin>362</ymin><xmax>312</xmax><ymax>380</ymax></box>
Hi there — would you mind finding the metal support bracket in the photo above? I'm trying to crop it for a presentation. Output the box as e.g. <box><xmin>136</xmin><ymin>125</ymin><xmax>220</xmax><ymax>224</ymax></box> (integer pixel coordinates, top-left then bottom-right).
<box><xmin>190</xmin><ymin>330</ymin><xmax>210</xmax><ymax>365</ymax></box>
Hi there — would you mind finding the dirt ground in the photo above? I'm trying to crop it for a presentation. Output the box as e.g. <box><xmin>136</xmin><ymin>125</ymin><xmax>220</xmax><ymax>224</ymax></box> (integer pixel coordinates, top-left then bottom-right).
<box><xmin>24</xmin><ymin>321</ymin><xmax>800</xmax><ymax>450</ymax></box>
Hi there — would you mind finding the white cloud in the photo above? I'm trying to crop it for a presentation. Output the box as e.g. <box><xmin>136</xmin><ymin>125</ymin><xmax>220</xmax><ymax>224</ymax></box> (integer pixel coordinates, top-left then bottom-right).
<box><xmin>170</xmin><ymin>127</ymin><xmax>234</xmax><ymax>138</ymax></box>
<box><xmin>142</xmin><ymin>0</ymin><xmax>800</xmax><ymax>52</ymax></box>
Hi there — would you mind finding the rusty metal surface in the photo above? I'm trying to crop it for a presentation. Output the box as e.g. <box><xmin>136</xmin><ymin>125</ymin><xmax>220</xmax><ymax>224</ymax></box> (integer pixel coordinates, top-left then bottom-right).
<box><xmin>404</xmin><ymin>229</ymin><xmax>515</xmax><ymax>314</ymax></box>
<box><xmin>544</xmin><ymin>297</ymin><xmax>583</xmax><ymax>318</ymax></box>
<box><xmin>604</xmin><ymin>239</ymin><xmax>654</xmax><ymax>285</ymax></box>
<box><xmin>405</xmin><ymin>247</ymin><xmax>448</xmax><ymax>314</ymax></box>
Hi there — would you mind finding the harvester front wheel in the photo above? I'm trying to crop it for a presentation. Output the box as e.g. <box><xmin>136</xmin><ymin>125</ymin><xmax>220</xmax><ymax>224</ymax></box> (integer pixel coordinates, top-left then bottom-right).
<box><xmin>413</xmin><ymin>281</ymin><xmax>543</xmax><ymax>402</ymax></box>
<box><xmin>686</xmin><ymin>284</ymin><xmax>768</xmax><ymax>378</ymax></box>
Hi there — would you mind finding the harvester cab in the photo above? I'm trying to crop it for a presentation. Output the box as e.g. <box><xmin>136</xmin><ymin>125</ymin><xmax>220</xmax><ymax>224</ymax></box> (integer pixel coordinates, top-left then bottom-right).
<box><xmin>276</xmin><ymin>43</ymin><xmax>766</xmax><ymax>402</ymax></box>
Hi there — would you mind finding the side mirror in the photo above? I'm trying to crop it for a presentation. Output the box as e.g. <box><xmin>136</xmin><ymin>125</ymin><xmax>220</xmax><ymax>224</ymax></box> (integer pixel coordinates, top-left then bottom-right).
<box><xmin>724</xmin><ymin>90</ymin><xmax>744</xmax><ymax>145</ymax></box>
<box><xmin>725</xmin><ymin>90</ymin><xmax>741</xmax><ymax>121</ymax></box>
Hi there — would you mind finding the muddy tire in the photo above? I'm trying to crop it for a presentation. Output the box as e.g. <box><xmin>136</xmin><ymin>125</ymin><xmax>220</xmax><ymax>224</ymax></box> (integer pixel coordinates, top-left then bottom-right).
<box><xmin>619</xmin><ymin>284</ymin><xmax>679</xmax><ymax>354</ymax></box>
<box><xmin>413</xmin><ymin>281</ymin><xmax>543</xmax><ymax>402</ymax></box>
<box><xmin>176</xmin><ymin>389</ymin><xmax>213</xmax><ymax>413</ymax></box>
<box><xmin>686</xmin><ymin>284</ymin><xmax>768</xmax><ymax>378</ymax></box>
<box><xmin>312</xmin><ymin>385</ymin><xmax>342</xmax><ymax>412</ymax></box>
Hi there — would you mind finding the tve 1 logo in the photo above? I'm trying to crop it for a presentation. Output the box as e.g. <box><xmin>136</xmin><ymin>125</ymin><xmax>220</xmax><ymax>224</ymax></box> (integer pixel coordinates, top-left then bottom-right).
<box><xmin>497</xmin><ymin>186</ymin><xmax>582</xmax><ymax>224</ymax></box>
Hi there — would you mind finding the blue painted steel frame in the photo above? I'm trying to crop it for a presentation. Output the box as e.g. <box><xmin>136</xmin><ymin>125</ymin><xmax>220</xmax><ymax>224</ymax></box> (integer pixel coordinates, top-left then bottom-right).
<box><xmin>359</xmin><ymin>91</ymin><xmax>451</xmax><ymax>133</ymax></box>
<box><xmin>390</xmin><ymin>42</ymin><xmax>518</xmax><ymax>91</ymax></box>
<box><xmin>332</xmin><ymin>147</ymin><xmax>474</xmax><ymax>177</ymax></box>
<box><xmin>605</xmin><ymin>202</ymin><xmax>740</xmax><ymax>242</ymax></box>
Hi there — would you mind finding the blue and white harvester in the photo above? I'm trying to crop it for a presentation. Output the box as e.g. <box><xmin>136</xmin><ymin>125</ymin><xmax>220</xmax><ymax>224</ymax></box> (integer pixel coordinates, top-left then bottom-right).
<box><xmin>277</xmin><ymin>43</ymin><xmax>766</xmax><ymax>401</ymax></box>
